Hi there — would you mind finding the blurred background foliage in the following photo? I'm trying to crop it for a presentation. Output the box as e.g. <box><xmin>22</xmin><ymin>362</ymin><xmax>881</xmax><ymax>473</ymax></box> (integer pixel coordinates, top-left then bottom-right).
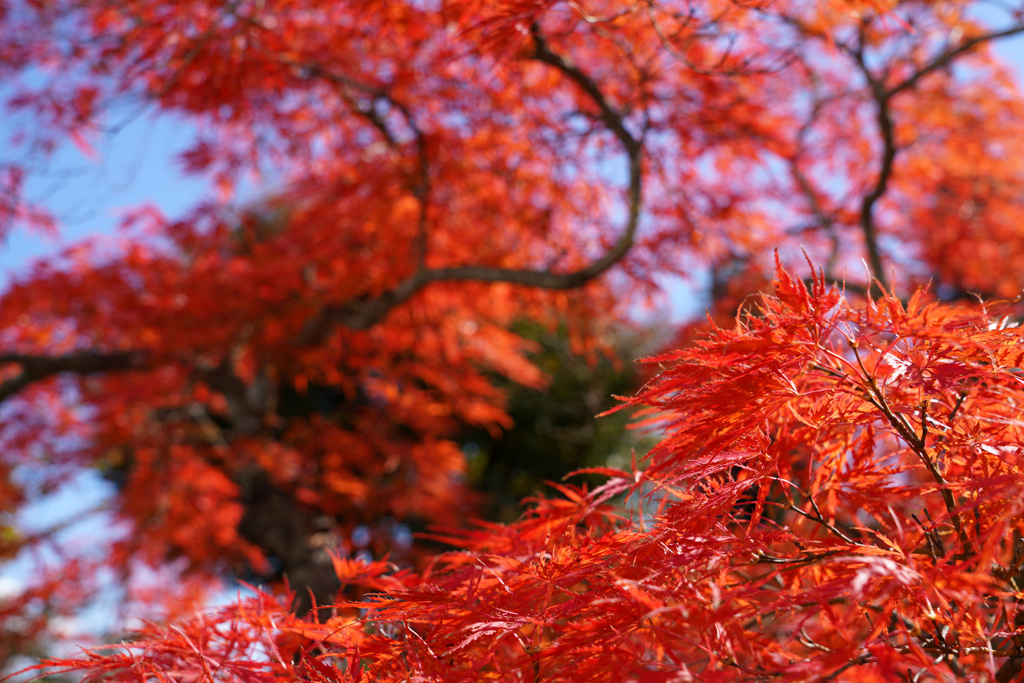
<box><xmin>459</xmin><ymin>320</ymin><xmax>660</xmax><ymax>524</ymax></box>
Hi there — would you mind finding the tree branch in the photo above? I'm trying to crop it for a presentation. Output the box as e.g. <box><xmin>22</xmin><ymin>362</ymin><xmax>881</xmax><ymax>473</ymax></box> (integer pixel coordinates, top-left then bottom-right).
<box><xmin>776</xmin><ymin>15</ymin><xmax>1024</xmax><ymax>296</ymax></box>
<box><xmin>888</xmin><ymin>22</ymin><xmax>1024</xmax><ymax>98</ymax></box>
<box><xmin>854</xmin><ymin>21</ymin><xmax>1024</xmax><ymax>293</ymax></box>
<box><xmin>272</xmin><ymin>59</ymin><xmax>437</xmax><ymax>342</ymax></box>
<box><xmin>851</xmin><ymin>41</ymin><xmax>893</xmax><ymax>293</ymax></box>
<box><xmin>529</xmin><ymin>24</ymin><xmax>642</xmax><ymax>157</ymax></box>
<box><xmin>791</xmin><ymin>95</ymin><xmax>843</xmax><ymax>278</ymax></box>
<box><xmin>312</xmin><ymin>25</ymin><xmax>645</xmax><ymax>333</ymax></box>
<box><xmin>851</xmin><ymin>345</ymin><xmax>974</xmax><ymax>559</ymax></box>
<box><xmin>0</xmin><ymin>351</ymin><xmax>144</xmax><ymax>405</ymax></box>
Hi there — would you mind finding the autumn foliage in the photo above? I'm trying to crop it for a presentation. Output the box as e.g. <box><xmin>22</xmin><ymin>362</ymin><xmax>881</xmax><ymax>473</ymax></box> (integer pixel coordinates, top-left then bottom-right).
<box><xmin>28</xmin><ymin>266</ymin><xmax>1024</xmax><ymax>681</ymax></box>
<box><xmin>4</xmin><ymin>0</ymin><xmax>1024</xmax><ymax>680</ymax></box>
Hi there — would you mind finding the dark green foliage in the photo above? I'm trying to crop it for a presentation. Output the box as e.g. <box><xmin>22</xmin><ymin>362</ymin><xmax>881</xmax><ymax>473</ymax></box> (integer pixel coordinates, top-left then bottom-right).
<box><xmin>460</xmin><ymin>322</ymin><xmax>656</xmax><ymax>523</ymax></box>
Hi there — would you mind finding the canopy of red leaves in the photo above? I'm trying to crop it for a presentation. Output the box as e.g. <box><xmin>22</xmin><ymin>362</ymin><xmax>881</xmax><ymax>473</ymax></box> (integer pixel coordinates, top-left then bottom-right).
<box><xmin>28</xmin><ymin>264</ymin><xmax>1024</xmax><ymax>680</ymax></box>
<box><xmin>4</xmin><ymin>0</ymin><xmax>1024</xmax><ymax>680</ymax></box>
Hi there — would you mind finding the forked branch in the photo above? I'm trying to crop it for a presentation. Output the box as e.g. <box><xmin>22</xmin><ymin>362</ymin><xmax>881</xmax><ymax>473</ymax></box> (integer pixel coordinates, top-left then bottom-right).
<box><xmin>853</xmin><ymin>20</ymin><xmax>1024</xmax><ymax>293</ymax></box>
<box><xmin>318</xmin><ymin>25</ymin><xmax>645</xmax><ymax>332</ymax></box>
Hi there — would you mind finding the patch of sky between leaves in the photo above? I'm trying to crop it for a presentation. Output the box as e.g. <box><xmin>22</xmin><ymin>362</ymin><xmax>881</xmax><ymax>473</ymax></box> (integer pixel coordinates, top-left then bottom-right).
<box><xmin>0</xmin><ymin>111</ymin><xmax>208</xmax><ymax>284</ymax></box>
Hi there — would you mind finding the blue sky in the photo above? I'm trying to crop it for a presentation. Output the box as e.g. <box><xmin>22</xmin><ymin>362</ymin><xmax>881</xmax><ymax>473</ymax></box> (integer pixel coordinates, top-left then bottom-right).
<box><xmin>0</xmin><ymin>112</ymin><xmax>204</xmax><ymax>277</ymax></box>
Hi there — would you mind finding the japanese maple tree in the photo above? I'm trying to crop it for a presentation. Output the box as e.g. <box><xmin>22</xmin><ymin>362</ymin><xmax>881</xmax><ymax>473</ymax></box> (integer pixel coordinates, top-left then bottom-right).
<box><xmin>39</xmin><ymin>263</ymin><xmax>1024</xmax><ymax>681</ymax></box>
<box><xmin>2</xmin><ymin>0</ymin><xmax>1024</xmax><ymax>680</ymax></box>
